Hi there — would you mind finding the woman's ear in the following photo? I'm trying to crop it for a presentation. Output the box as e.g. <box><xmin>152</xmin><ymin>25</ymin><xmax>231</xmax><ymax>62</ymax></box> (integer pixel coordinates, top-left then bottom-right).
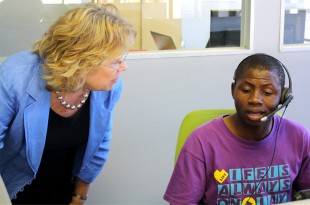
<box><xmin>231</xmin><ymin>82</ymin><xmax>236</xmax><ymax>99</ymax></box>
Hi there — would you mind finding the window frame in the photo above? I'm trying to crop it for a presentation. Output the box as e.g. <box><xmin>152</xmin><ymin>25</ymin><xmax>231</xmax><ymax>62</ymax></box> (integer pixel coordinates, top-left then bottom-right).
<box><xmin>279</xmin><ymin>0</ymin><xmax>310</xmax><ymax>52</ymax></box>
<box><xmin>0</xmin><ymin>0</ymin><xmax>254</xmax><ymax>60</ymax></box>
<box><xmin>128</xmin><ymin>0</ymin><xmax>254</xmax><ymax>60</ymax></box>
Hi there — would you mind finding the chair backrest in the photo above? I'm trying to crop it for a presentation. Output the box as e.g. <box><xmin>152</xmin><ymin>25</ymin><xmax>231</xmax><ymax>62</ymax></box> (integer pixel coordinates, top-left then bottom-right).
<box><xmin>0</xmin><ymin>175</ymin><xmax>11</xmax><ymax>205</ymax></box>
<box><xmin>175</xmin><ymin>109</ymin><xmax>235</xmax><ymax>163</ymax></box>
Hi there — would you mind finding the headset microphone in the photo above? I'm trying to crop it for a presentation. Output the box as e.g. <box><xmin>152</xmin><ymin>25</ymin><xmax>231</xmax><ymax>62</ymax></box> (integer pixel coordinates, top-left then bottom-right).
<box><xmin>260</xmin><ymin>93</ymin><xmax>293</xmax><ymax>122</ymax></box>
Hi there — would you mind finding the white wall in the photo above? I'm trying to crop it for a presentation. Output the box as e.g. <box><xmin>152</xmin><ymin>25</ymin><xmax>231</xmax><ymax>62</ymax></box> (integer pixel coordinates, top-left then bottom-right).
<box><xmin>1</xmin><ymin>0</ymin><xmax>310</xmax><ymax>204</ymax></box>
<box><xmin>87</xmin><ymin>0</ymin><xmax>310</xmax><ymax>204</ymax></box>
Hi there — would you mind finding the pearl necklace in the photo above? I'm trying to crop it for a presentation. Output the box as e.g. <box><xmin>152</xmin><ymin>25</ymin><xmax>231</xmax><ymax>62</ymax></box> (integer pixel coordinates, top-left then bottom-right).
<box><xmin>55</xmin><ymin>89</ymin><xmax>90</xmax><ymax>110</ymax></box>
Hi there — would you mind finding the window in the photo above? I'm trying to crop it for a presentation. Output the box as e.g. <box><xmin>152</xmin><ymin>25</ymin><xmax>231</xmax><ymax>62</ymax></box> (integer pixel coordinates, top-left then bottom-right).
<box><xmin>0</xmin><ymin>0</ymin><xmax>253</xmax><ymax>58</ymax></box>
<box><xmin>280</xmin><ymin>0</ymin><xmax>310</xmax><ymax>51</ymax></box>
<box><xmin>111</xmin><ymin>0</ymin><xmax>253</xmax><ymax>52</ymax></box>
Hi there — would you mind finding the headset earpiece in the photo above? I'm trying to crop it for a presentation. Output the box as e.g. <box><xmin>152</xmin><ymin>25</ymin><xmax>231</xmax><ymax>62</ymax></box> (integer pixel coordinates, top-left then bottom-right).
<box><xmin>268</xmin><ymin>54</ymin><xmax>293</xmax><ymax>105</ymax></box>
<box><xmin>280</xmin><ymin>87</ymin><xmax>291</xmax><ymax>104</ymax></box>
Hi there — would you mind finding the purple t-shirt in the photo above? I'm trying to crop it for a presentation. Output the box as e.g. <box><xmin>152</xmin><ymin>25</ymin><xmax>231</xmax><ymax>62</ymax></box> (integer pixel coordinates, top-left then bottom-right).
<box><xmin>164</xmin><ymin>115</ymin><xmax>310</xmax><ymax>205</ymax></box>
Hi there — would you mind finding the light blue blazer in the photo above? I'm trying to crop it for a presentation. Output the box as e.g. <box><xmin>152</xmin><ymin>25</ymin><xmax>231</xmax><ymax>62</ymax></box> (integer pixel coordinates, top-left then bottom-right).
<box><xmin>0</xmin><ymin>51</ymin><xmax>123</xmax><ymax>199</ymax></box>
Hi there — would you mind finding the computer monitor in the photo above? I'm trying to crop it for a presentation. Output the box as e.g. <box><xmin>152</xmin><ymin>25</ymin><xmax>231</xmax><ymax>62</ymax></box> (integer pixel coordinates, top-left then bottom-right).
<box><xmin>206</xmin><ymin>10</ymin><xmax>241</xmax><ymax>48</ymax></box>
<box><xmin>206</xmin><ymin>30</ymin><xmax>240</xmax><ymax>48</ymax></box>
<box><xmin>150</xmin><ymin>31</ymin><xmax>177</xmax><ymax>50</ymax></box>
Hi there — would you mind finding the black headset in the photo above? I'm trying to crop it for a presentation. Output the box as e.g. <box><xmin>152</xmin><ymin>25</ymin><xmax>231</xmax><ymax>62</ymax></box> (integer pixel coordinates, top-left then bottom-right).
<box><xmin>279</xmin><ymin>61</ymin><xmax>293</xmax><ymax>105</ymax></box>
<box><xmin>259</xmin><ymin>54</ymin><xmax>294</xmax><ymax>122</ymax></box>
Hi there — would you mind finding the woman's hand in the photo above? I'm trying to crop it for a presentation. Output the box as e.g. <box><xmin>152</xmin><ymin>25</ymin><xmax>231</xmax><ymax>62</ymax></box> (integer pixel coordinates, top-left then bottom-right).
<box><xmin>69</xmin><ymin>196</ymin><xmax>86</xmax><ymax>205</ymax></box>
<box><xmin>70</xmin><ymin>177</ymin><xmax>90</xmax><ymax>205</ymax></box>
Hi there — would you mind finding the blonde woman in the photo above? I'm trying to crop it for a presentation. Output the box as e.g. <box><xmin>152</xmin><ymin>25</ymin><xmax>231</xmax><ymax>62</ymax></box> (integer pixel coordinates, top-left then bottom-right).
<box><xmin>0</xmin><ymin>3</ymin><xmax>136</xmax><ymax>204</ymax></box>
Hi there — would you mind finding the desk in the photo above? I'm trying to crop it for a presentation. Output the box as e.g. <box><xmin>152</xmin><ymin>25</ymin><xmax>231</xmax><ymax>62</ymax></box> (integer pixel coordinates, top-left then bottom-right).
<box><xmin>276</xmin><ymin>199</ymin><xmax>310</xmax><ymax>204</ymax></box>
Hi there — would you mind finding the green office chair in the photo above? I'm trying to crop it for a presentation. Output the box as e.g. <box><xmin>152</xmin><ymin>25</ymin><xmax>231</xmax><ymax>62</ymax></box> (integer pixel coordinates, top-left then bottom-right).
<box><xmin>174</xmin><ymin>109</ymin><xmax>235</xmax><ymax>163</ymax></box>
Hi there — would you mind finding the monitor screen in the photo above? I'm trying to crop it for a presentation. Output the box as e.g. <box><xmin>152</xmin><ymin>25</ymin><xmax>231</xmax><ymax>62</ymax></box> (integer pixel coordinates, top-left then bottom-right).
<box><xmin>150</xmin><ymin>31</ymin><xmax>177</xmax><ymax>50</ymax></box>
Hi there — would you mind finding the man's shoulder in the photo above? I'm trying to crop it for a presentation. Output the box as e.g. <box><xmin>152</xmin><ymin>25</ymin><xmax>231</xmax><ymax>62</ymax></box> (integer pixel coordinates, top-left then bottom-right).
<box><xmin>277</xmin><ymin>116</ymin><xmax>309</xmax><ymax>132</ymax></box>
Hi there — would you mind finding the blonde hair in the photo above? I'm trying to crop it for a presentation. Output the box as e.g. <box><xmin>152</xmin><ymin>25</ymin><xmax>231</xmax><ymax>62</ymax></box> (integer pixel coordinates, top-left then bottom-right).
<box><xmin>33</xmin><ymin>3</ymin><xmax>136</xmax><ymax>92</ymax></box>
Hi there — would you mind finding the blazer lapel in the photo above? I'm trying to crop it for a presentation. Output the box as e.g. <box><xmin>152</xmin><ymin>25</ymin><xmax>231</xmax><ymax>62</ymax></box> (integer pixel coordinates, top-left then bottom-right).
<box><xmin>83</xmin><ymin>91</ymin><xmax>111</xmax><ymax>162</ymax></box>
<box><xmin>23</xmin><ymin>67</ymin><xmax>50</xmax><ymax>173</ymax></box>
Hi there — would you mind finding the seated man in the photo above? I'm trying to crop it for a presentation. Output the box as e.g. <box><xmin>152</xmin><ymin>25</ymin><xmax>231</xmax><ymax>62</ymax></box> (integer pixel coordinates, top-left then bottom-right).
<box><xmin>163</xmin><ymin>54</ymin><xmax>310</xmax><ymax>205</ymax></box>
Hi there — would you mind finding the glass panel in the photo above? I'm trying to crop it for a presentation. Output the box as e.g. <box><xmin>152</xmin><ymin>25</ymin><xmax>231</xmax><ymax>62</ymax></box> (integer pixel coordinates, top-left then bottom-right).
<box><xmin>0</xmin><ymin>0</ymin><xmax>92</xmax><ymax>57</ymax></box>
<box><xmin>140</xmin><ymin>0</ymin><xmax>243</xmax><ymax>50</ymax></box>
<box><xmin>283</xmin><ymin>0</ymin><xmax>310</xmax><ymax>45</ymax></box>
<box><xmin>0</xmin><ymin>0</ymin><xmax>249</xmax><ymax>57</ymax></box>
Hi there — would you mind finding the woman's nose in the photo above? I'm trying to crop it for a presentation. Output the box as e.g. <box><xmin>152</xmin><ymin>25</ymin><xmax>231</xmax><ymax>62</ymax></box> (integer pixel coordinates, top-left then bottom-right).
<box><xmin>118</xmin><ymin>61</ymin><xmax>128</xmax><ymax>72</ymax></box>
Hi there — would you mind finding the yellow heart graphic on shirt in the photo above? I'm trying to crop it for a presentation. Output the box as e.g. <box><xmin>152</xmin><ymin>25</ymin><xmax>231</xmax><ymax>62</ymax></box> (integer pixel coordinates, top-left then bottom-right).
<box><xmin>214</xmin><ymin>169</ymin><xmax>228</xmax><ymax>184</ymax></box>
